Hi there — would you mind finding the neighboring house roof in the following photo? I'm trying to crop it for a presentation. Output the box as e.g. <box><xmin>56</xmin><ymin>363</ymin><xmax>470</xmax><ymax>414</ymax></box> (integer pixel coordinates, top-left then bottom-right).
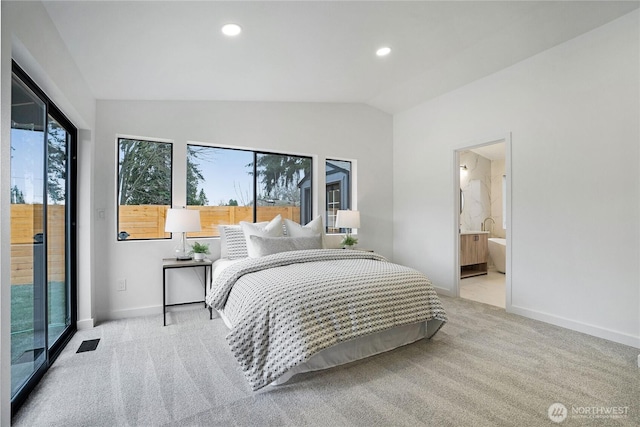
<box><xmin>298</xmin><ymin>160</ymin><xmax>350</xmax><ymax>188</ymax></box>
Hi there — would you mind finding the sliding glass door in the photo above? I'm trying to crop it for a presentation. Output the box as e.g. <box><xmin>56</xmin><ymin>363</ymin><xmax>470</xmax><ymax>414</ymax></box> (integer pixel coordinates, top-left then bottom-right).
<box><xmin>10</xmin><ymin>71</ymin><xmax>47</xmax><ymax>399</ymax></box>
<box><xmin>46</xmin><ymin>116</ymin><xmax>72</xmax><ymax>347</ymax></box>
<box><xmin>10</xmin><ymin>62</ymin><xmax>77</xmax><ymax>413</ymax></box>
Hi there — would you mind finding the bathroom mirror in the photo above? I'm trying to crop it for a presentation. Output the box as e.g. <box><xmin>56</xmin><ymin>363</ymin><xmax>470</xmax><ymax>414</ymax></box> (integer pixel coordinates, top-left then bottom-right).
<box><xmin>460</xmin><ymin>188</ymin><xmax>464</xmax><ymax>214</ymax></box>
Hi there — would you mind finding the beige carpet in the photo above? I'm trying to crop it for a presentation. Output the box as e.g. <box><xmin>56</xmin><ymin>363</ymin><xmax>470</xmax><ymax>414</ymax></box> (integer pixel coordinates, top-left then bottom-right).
<box><xmin>13</xmin><ymin>296</ymin><xmax>639</xmax><ymax>426</ymax></box>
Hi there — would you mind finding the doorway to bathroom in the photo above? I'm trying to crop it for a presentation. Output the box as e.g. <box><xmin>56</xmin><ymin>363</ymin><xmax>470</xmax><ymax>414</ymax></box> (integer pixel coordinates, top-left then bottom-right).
<box><xmin>455</xmin><ymin>135</ymin><xmax>511</xmax><ymax>309</ymax></box>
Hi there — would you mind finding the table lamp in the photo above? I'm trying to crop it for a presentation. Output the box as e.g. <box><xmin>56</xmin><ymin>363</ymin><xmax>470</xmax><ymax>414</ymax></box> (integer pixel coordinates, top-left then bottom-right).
<box><xmin>165</xmin><ymin>208</ymin><xmax>201</xmax><ymax>260</ymax></box>
<box><xmin>335</xmin><ymin>210</ymin><xmax>360</xmax><ymax>248</ymax></box>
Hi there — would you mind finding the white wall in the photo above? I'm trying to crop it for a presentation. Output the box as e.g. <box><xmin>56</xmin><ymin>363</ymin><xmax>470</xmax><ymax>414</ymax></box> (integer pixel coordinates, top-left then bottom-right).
<box><xmin>394</xmin><ymin>11</ymin><xmax>639</xmax><ymax>347</ymax></box>
<box><xmin>1</xmin><ymin>0</ymin><xmax>96</xmax><ymax>421</ymax></box>
<box><xmin>94</xmin><ymin>100</ymin><xmax>392</xmax><ymax>320</ymax></box>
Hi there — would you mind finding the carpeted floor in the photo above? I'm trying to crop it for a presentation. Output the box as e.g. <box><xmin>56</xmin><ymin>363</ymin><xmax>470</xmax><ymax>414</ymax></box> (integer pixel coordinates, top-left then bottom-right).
<box><xmin>12</xmin><ymin>296</ymin><xmax>640</xmax><ymax>426</ymax></box>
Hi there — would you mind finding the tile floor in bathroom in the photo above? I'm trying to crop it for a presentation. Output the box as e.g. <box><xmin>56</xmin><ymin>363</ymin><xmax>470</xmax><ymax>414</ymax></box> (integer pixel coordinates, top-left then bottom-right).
<box><xmin>459</xmin><ymin>268</ymin><xmax>506</xmax><ymax>308</ymax></box>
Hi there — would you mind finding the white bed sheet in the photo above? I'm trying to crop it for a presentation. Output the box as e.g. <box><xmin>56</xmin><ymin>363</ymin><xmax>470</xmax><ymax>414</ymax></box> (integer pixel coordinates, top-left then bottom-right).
<box><xmin>211</xmin><ymin>258</ymin><xmax>243</xmax><ymax>282</ymax></box>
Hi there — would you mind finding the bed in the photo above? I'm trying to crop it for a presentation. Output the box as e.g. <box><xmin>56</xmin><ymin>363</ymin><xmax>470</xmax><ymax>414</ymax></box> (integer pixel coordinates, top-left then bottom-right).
<box><xmin>205</xmin><ymin>217</ymin><xmax>447</xmax><ymax>391</ymax></box>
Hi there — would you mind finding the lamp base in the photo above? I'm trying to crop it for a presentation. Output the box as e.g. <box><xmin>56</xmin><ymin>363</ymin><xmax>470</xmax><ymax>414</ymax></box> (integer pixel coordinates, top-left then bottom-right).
<box><xmin>173</xmin><ymin>233</ymin><xmax>191</xmax><ymax>260</ymax></box>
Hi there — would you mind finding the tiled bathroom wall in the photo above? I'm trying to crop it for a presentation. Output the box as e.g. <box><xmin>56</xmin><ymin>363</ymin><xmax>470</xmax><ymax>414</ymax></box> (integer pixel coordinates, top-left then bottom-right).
<box><xmin>460</xmin><ymin>150</ymin><xmax>506</xmax><ymax>237</ymax></box>
<box><xmin>460</xmin><ymin>150</ymin><xmax>491</xmax><ymax>231</ymax></box>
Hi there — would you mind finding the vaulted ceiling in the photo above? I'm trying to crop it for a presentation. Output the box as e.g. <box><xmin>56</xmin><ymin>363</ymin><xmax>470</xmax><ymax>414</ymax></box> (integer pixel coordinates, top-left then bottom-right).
<box><xmin>43</xmin><ymin>1</ymin><xmax>639</xmax><ymax>113</ymax></box>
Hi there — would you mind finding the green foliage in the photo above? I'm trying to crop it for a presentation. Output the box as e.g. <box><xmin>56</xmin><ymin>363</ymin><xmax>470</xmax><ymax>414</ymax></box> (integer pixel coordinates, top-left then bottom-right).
<box><xmin>118</xmin><ymin>139</ymin><xmax>172</xmax><ymax>205</ymax></box>
<box><xmin>47</xmin><ymin>121</ymin><xmax>67</xmax><ymax>204</ymax></box>
<box><xmin>10</xmin><ymin>121</ymin><xmax>68</xmax><ymax>204</ymax></box>
<box><xmin>194</xmin><ymin>189</ymin><xmax>208</xmax><ymax>206</ymax></box>
<box><xmin>11</xmin><ymin>282</ymin><xmax>66</xmax><ymax>363</ymax></box>
<box><xmin>341</xmin><ymin>234</ymin><xmax>358</xmax><ymax>247</ymax></box>
<box><xmin>190</xmin><ymin>241</ymin><xmax>210</xmax><ymax>254</ymax></box>
<box><xmin>11</xmin><ymin>185</ymin><xmax>25</xmax><ymax>204</ymax></box>
<box><xmin>250</xmin><ymin>154</ymin><xmax>311</xmax><ymax>203</ymax></box>
<box><xmin>186</xmin><ymin>146</ymin><xmax>209</xmax><ymax>206</ymax></box>
<box><xmin>228</xmin><ymin>199</ymin><xmax>238</xmax><ymax>206</ymax></box>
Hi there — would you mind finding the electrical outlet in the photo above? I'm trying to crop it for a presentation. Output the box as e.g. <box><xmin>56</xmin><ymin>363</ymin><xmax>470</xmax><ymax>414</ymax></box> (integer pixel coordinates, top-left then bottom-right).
<box><xmin>117</xmin><ymin>278</ymin><xmax>126</xmax><ymax>291</ymax></box>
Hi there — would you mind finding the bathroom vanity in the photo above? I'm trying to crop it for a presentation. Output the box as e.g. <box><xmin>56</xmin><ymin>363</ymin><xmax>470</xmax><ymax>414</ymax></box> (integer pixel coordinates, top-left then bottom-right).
<box><xmin>460</xmin><ymin>232</ymin><xmax>489</xmax><ymax>278</ymax></box>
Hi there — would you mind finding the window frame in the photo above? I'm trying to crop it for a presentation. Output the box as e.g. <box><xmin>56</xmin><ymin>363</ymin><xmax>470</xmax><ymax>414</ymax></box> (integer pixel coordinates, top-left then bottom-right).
<box><xmin>186</xmin><ymin>143</ymin><xmax>314</xmax><ymax>238</ymax></box>
<box><xmin>116</xmin><ymin>136</ymin><xmax>174</xmax><ymax>241</ymax></box>
<box><xmin>325</xmin><ymin>158</ymin><xmax>353</xmax><ymax>234</ymax></box>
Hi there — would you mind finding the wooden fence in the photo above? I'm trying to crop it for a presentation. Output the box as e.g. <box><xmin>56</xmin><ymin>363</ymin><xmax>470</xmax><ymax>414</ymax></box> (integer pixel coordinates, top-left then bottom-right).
<box><xmin>10</xmin><ymin>204</ymin><xmax>66</xmax><ymax>285</ymax></box>
<box><xmin>10</xmin><ymin>204</ymin><xmax>301</xmax><ymax>284</ymax></box>
<box><xmin>118</xmin><ymin>205</ymin><xmax>301</xmax><ymax>239</ymax></box>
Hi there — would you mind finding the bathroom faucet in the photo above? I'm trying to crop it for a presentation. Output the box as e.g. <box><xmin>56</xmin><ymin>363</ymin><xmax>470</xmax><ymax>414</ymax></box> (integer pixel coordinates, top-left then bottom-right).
<box><xmin>481</xmin><ymin>217</ymin><xmax>495</xmax><ymax>232</ymax></box>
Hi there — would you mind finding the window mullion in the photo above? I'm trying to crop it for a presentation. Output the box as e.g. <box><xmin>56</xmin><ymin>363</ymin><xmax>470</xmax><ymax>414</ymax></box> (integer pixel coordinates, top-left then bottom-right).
<box><xmin>252</xmin><ymin>152</ymin><xmax>258</xmax><ymax>222</ymax></box>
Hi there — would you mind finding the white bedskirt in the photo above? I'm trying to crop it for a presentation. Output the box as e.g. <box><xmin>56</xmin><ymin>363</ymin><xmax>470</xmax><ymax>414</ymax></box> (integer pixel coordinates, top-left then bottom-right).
<box><xmin>217</xmin><ymin>309</ymin><xmax>440</xmax><ymax>386</ymax></box>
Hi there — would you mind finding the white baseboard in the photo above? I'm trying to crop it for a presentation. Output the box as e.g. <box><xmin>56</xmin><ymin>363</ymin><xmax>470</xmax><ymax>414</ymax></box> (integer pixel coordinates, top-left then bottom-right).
<box><xmin>107</xmin><ymin>305</ymin><xmax>162</xmax><ymax>320</ymax></box>
<box><xmin>509</xmin><ymin>304</ymin><xmax>640</xmax><ymax>349</ymax></box>
<box><xmin>103</xmin><ymin>303</ymin><xmax>205</xmax><ymax>321</ymax></box>
<box><xmin>434</xmin><ymin>286</ymin><xmax>455</xmax><ymax>297</ymax></box>
<box><xmin>76</xmin><ymin>318</ymin><xmax>95</xmax><ymax>330</ymax></box>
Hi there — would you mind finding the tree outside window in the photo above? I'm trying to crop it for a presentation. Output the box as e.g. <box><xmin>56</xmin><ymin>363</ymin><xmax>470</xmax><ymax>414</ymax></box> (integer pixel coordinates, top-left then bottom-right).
<box><xmin>187</xmin><ymin>145</ymin><xmax>312</xmax><ymax>237</ymax></box>
<box><xmin>117</xmin><ymin>138</ymin><xmax>173</xmax><ymax>240</ymax></box>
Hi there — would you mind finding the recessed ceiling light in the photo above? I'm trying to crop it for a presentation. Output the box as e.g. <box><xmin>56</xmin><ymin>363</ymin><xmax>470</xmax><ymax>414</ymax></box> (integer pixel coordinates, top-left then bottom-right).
<box><xmin>221</xmin><ymin>23</ymin><xmax>242</xmax><ymax>37</ymax></box>
<box><xmin>376</xmin><ymin>47</ymin><xmax>391</xmax><ymax>57</ymax></box>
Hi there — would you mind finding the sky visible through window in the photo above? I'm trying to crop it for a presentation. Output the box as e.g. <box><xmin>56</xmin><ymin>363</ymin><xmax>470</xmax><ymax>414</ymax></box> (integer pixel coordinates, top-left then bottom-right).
<box><xmin>13</xmin><ymin>136</ymin><xmax>311</xmax><ymax>208</ymax></box>
<box><xmin>189</xmin><ymin>147</ymin><xmax>310</xmax><ymax>207</ymax></box>
<box><xmin>11</xmin><ymin>129</ymin><xmax>45</xmax><ymax>205</ymax></box>
<box><xmin>190</xmin><ymin>147</ymin><xmax>254</xmax><ymax>206</ymax></box>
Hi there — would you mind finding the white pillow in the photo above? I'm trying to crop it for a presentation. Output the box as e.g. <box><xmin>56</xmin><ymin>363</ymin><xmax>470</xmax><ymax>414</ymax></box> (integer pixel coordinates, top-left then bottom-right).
<box><xmin>284</xmin><ymin>216</ymin><xmax>325</xmax><ymax>247</ymax></box>
<box><xmin>240</xmin><ymin>215</ymin><xmax>283</xmax><ymax>258</ymax></box>
<box><xmin>218</xmin><ymin>225</ymin><xmax>248</xmax><ymax>259</ymax></box>
<box><xmin>248</xmin><ymin>235</ymin><xmax>322</xmax><ymax>257</ymax></box>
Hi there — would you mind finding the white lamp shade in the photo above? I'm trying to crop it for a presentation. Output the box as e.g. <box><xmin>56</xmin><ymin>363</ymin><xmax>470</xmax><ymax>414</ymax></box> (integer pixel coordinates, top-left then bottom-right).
<box><xmin>164</xmin><ymin>208</ymin><xmax>201</xmax><ymax>232</ymax></box>
<box><xmin>335</xmin><ymin>210</ymin><xmax>360</xmax><ymax>229</ymax></box>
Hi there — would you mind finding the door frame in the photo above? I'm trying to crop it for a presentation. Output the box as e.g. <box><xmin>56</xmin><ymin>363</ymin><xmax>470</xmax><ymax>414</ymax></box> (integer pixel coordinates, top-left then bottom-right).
<box><xmin>453</xmin><ymin>133</ymin><xmax>512</xmax><ymax>310</ymax></box>
<box><xmin>10</xmin><ymin>61</ymin><xmax>78</xmax><ymax>415</ymax></box>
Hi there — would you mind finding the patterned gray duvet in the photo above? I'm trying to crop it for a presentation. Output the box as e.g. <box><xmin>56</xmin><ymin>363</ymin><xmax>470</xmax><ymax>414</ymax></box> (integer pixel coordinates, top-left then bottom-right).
<box><xmin>206</xmin><ymin>249</ymin><xmax>447</xmax><ymax>391</ymax></box>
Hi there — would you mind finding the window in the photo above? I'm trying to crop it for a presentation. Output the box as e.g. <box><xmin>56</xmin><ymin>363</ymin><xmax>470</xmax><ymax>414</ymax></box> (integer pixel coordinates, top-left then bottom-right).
<box><xmin>186</xmin><ymin>146</ymin><xmax>253</xmax><ymax>237</ymax></box>
<box><xmin>117</xmin><ymin>138</ymin><xmax>172</xmax><ymax>240</ymax></box>
<box><xmin>256</xmin><ymin>152</ymin><xmax>312</xmax><ymax>225</ymax></box>
<box><xmin>325</xmin><ymin>159</ymin><xmax>352</xmax><ymax>233</ymax></box>
<box><xmin>186</xmin><ymin>145</ymin><xmax>312</xmax><ymax>237</ymax></box>
<box><xmin>326</xmin><ymin>183</ymin><xmax>340</xmax><ymax>233</ymax></box>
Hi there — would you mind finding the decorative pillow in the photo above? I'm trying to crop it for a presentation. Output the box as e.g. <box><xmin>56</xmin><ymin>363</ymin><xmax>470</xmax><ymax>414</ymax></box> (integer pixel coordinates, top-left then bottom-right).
<box><xmin>248</xmin><ymin>234</ymin><xmax>323</xmax><ymax>258</ymax></box>
<box><xmin>284</xmin><ymin>216</ymin><xmax>325</xmax><ymax>248</ymax></box>
<box><xmin>218</xmin><ymin>225</ymin><xmax>249</xmax><ymax>259</ymax></box>
<box><xmin>240</xmin><ymin>215</ymin><xmax>283</xmax><ymax>258</ymax></box>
